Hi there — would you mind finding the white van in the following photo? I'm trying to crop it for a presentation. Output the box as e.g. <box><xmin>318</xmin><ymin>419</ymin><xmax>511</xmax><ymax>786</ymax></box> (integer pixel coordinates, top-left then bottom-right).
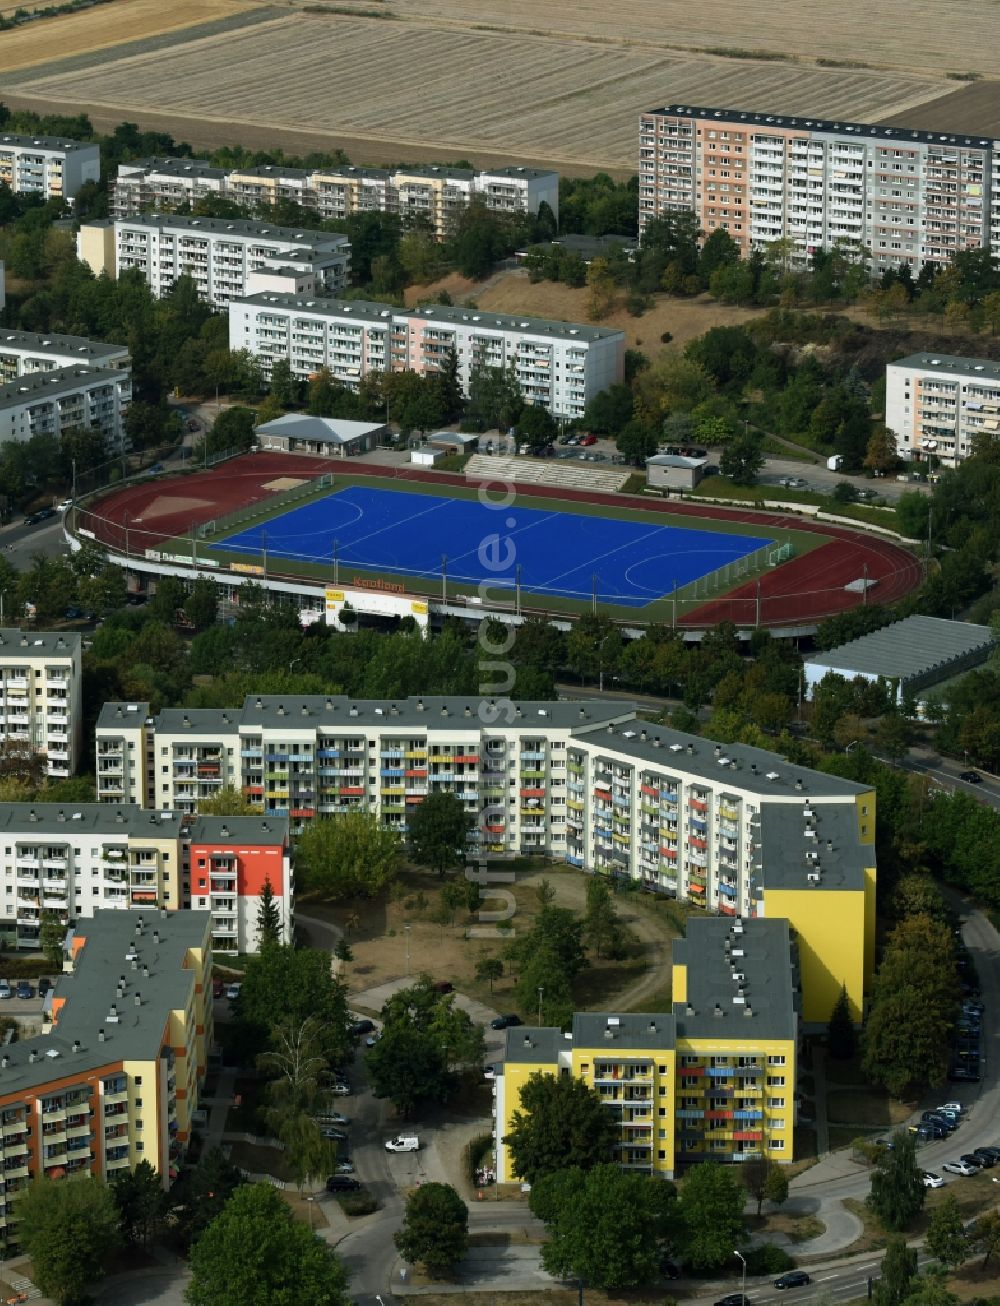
<box><xmin>385</xmin><ymin>1136</ymin><xmax>419</xmax><ymax>1153</ymax></box>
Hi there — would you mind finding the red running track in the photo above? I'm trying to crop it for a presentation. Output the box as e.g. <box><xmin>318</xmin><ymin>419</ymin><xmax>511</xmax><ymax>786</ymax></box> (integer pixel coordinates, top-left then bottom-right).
<box><xmin>79</xmin><ymin>454</ymin><xmax>922</xmax><ymax>626</ymax></box>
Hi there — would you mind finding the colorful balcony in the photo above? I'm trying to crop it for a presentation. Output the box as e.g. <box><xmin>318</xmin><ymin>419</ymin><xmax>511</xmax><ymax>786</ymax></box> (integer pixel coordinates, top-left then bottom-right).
<box><xmin>520</xmin><ymin>787</ymin><xmax>545</xmax><ymax>799</ymax></box>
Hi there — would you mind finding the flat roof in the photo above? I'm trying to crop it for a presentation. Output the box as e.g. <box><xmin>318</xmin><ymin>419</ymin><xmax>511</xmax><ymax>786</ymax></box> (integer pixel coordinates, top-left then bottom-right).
<box><xmin>643</xmin><ymin>104</ymin><xmax>994</xmax><ymax>148</ymax></box>
<box><xmin>256</xmin><ymin>414</ymin><xmax>384</xmax><ymax>441</ymax></box>
<box><xmin>758</xmin><ymin>803</ymin><xmax>869</xmax><ymax>894</ymax></box>
<box><xmin>805</xmin><ymin>614</ymin><xmax>996</xmax><ymax>682</ymax></box>
<box><xmin>0</xmin><ymin>366</ymin><xmax>129</xmax><ymax>412</ymax></box>
<box><xmin>234</xmin><ymin>292</ymin><xmax>621</xmax><ymax>342</ymax></box>
<box><xmin>889</xmin><ymin>353</ymin><xmax>1000</xmax><ymax>383</ymax></box>
<box><xmin>673</xmin><ymin>917</ymin><xmax>797</xmax><ymax>1042</ymax></box>
<box><xmin>0</xmin><ymin>133</ymin><xmax>97</xmax><ymax>153</ymax></box>
<box><xmin>107</xmin><ymin>214</ymin><xmax>348</xmax><ymax>249</ymax></box>
<box><xmin>573</xmin><ymin>1010</ymin><xmax>675</xmax><ymax>1051</ymax></box>
<box><xmin>188</xmin><ymin>815</ymin><xmax>288</xmax><ymax>846</ymax></box>
<box><xmin>572</xmin><ymin>719</ymin><xmax>869</xmax><ymax>800</ymax></box>
<box><xmin>503</xmin><ymin>1025</ymin><xmax>565</xmax><ymax>1065</ymax></box>
<box><xmin>97</xmin><ymin>701</ymin><xmax>151</xmax><ymax>729</ymax></box>
<box><xmin>0</xmin><ymin>629</ymin><xmax>80</xmax><ymax>656</ymax></box>
<box><xmin>118</xmin><ymin>157</ymin><xmax>227</xmax><ymax>180</ymax></box>
<box><xmin>0</xmin><ymin>804</ymin><xmax>181</xmax><ymax>839</ymax></box>
<box><xmin>0</xmin><ymin>910</ymin><xmax>209</xmax><ymax>1098</ymax></box>
<box><xmin>480</xmin><ymin>166</ymin><xmax>558</xmax><ymax>180</ymax></box>
<box><xmin>0</xmin><ymin>330</ymin><xmax>128</xmax><ymax>363</ymax></box>
<box><xmin>396</xmin><ymin>165</ymin><xmax>475</xmax><ymax>182</ymax></box>
<box><xmin>236</xmin><ymin>695</ymin><xmax>631</xmax><ymax>732</ymax></box>
<box><xmin>154</xmin><ymin>706</ymin><xmax>242</xmax><ymax>735</ymax></box>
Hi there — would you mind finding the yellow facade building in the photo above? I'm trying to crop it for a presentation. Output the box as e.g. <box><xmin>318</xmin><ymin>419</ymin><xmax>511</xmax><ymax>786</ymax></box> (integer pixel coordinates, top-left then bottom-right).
<box><xmin>495</xmin><ymin>917</ymin><xmax>798</xmax><ymax>1181</ymax></box>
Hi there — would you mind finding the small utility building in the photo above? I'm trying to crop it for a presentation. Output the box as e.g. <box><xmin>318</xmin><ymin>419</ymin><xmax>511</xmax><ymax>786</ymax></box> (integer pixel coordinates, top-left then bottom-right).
<box><xmin>804</xmin><ymin>615</ymin><xmax>996</xmax><ymax>704</ymax></box>
<box><xmin>255</xmin><ymin>414</ymin><xmax>386</xmax><ymax>457</ymax></box>
<box><xmin>646</xmin><ymin>453</ymin><xmax>706</xmax><ymax>491</ymax></box>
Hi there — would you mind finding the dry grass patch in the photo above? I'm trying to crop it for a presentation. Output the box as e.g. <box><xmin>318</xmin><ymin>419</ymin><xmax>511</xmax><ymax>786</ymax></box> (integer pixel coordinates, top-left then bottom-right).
<box><xmin>0</xmin><ymin>0</ymin><xmax>260</xmax><ymax>72</ymax></box>
<box><xmin>13</xmin><ymin>12</ymin><xmax>952</xmax><ymax>171</ymax></box>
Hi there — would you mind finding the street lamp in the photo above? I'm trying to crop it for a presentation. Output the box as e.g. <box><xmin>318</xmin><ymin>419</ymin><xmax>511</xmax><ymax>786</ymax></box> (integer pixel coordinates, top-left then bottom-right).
<box><xmin>734</xmin><ymin>1249</ymin><xmax>747</xmax><ymax>1304</ymax></box>
<box><xmin>306</xmin><ymin>1195</ymin><xmax>315</xmax><ymax>1230</ymax></box>
<box><xmin>537</xmin><ymin>985</ymin><xmax>544</xmax><ymax>1026</ymax></box>
<box><xmin>404</xmin><ymin>922</ymin><xmax>411</xmax><ymax>976</ymax></box>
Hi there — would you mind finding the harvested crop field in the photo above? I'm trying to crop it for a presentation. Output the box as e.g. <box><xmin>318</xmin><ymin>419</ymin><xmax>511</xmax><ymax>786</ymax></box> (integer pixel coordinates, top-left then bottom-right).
<box><xmin>0</xmin><ymin>0</ymin><xmax>264</xmax><ymax>73</ymax></box>
<box><xmin>366</xmin><ymin>0</ymin><xmax>1000</xmax><ymax>81</ymax></box>
<box><xmin>881</xmin><ymin>80</ymin><xmax>1000</xmax><ymax>138</ymax></box>
<box><xmin>8</xmin><ymin>11</ymin><xmax>957</xmax><ymax>171</ymax></box>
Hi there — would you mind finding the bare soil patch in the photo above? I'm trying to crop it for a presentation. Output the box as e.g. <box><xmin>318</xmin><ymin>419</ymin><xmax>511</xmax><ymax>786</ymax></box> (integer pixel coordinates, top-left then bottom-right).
<box><xmin>881</xmin><ymin>79</ymin><xmax>1000</xmax><ymax>136</ymax></box>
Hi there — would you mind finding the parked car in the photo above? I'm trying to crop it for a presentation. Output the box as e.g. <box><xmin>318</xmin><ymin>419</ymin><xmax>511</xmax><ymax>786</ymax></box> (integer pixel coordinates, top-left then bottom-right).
<box><xmin>325</xmin><ymin>1176</ymin><xmax>361</xmax><ymax>1193</ymax></box>
<box><xmin>960</xmin><ymin>770</ymin><xmax>983</xmax><ymax>784</ymax></box>
<box><xmin>320</xmin><ymin>1127</ymin><xmax>348</xmax><ymax>1142</ymax></box>
<box><xmin>961</xmin><ymin>1154</ymin><xmax>985</xmax><ymax>1170</ymax></box>
<box><xmin>385</xmin><ymin>1136</ymin><xmax>419</xmax><ymax>1153</ymax></box>
<box><xmin>225</xmin><ymin>983</ymin><xmax>241</xmax><ymax>1001</ymax></box>
<box><xmin>483</xmin><ymin>1064</ymin><xmax>499</xmax><ymax>1080</ymax></box>
<box><xmin>334</xmin><ymin>1160</ymin><xmax>355</xmax><ymax>1175</ymax></box>
<box><xmin>0</xmin><ymin>981</ymin><xmax>12</xmax><ymax>1000</ymax></box>
<box><xmin>490</xmin><ymin>1014</ymin><xmax>523</xmax><ymax>1030</ymax></box>
<box><xmin>778</xmin><ymin>476</ymin><xmax>807</xmax><ymax>489</ymax></box>
<box><xmin>914</xmin><ymin>1123</ymin><xmax>947</xmax><ymax>1140</ymax></box>
<box><xmin>949</xmin><ymin>1064</ymin><xmax>981</xmax><ymax>1082</ymax></box>
<box><xmin>14</xmin><ymin>982</ymin><xmax>33</xmax><ymax>1000</ymax></box>
<box><xmin>660</xmin><ymin>1260</ymin><xmax>680</xmax><ymax>1280</ymax></box>
<box><xmin>942</xmin><ymin>1160</ymin><xmax>978</xmax><ymax>1176</ymax></box>
<box><xmin>579</xmin><ymin>434</ymin><xmax>598</xmax><ymax>447</ymax></box>
<box><xmin>25</xmin><ymin>508</ymin><xmax>55</xmax><ymax>525</ymax></box>
<box><xmin>715</xmin><ymin>1295</ymin><xmax>753</xmax><ymax>1306</ymax></box>
<box><xmin>212</xmin><ymin>979</ymin><xmax>224</xmax><ymax>998</ymax></box>
<box><xmin>922</xmin><ymin>1172</ymin><xmax>945</xmax><ymax>1189</ymax></box>
<box><xmin>36</xmin><ymin>977</ymin><xmax>51</xmax><ymax>997</ymax></box>
<box><xmin>922</xmin><ymin>1112</ymin><xmax>957</xmax><ymax>1131</ymax></box>
<box><xmin>774</xmin><ymin>1272</ymin><xmax>811</xmax><ymax>1290</ymax></box>
<box><xmin>973</xmin><ymin>1149</ymin><xmax>997</xmax><ymax>1168</ymax></box>
<box><xmin>349</xmin><ymin>1019</ymin><xmax>374</xmax><ymax>1037</ymax></box>
<box><xmin>318</xmin><ymin>1112</ymin><xmax>350</xmax><ymax>1126</ymax></box>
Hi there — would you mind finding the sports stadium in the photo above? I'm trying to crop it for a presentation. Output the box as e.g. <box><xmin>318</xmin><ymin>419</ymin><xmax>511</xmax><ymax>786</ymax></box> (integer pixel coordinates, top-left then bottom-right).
<box><xmin>74</xmin><ymin>452</ymin><xmax>922</xmax><ymax>630</ymax></box>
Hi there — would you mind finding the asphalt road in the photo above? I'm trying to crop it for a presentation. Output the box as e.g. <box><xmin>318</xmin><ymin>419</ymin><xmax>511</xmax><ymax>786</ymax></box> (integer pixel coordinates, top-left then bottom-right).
<box><xmin>759</xmin><ymin>457</ymin><xmax>927</xmax><ymax>504</ymax></box>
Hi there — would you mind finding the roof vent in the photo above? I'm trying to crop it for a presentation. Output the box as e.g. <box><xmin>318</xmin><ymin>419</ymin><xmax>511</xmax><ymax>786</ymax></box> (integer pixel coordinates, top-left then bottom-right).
<box><xmin>714</xmin><ymin>1003</ymin><xmax>724</xmax><ymax>1017</ymax></box>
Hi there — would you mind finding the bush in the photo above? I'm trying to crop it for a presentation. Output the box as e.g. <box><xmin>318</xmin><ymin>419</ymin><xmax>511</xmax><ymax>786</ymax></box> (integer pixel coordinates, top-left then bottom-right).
<box><xmin>0</xmin><ymin>956</ymin><xmax>53</xmax><ymax>979</ymax></box>
<box><xmin>338</xmin><ymin>1190</ymin><xmax>378</xmax><ymax>1216</ymax></box>
<box><xmin>744</xmin><ymin>1244</ymin><xmax>795</xmax><ymax>1275</ymax></box>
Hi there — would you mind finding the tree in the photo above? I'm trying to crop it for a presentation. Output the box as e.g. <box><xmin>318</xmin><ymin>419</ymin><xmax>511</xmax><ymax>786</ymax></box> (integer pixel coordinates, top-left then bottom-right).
<box><xmin>295</xmin><ymin>810</ymin><xmax>399</xmax><ymax>899</ymax></box>
<box><xmin>111</xmin><ymin>1161</ymin><xmax>167</xmax><ymax>1246</ymax></box>
<box><xmin>741</xmin><ymin>1154</ymin><xmax>786</xmax><ymax>1216</ymax></box>
<box><xmin>719</xmin><ymin>432</ymin><xmax>765</xmax><ymax>485</ymax></box>
<box><xmin>516</xmin><ymin>403</ymin><xmax>558</xmax><ymax>451</ymax></box>
<box><xmin>475</xmin><ymin>957</ymin><xmax>504</xmax><ymax>992</ymax></box>
<box><xmin>187</xmin><ymin>1182</ymin><xmax>350</xmax><ymax>1306</ymax></box>
<box><xmin>16</xmin><ymin>1175</ymin><xmax>122</xmax><ymax>1305</ymax></box>
<box><xmin>503</xmin><ymin>1072</ymin><xmax>618</xmax><ymax>1184</ymax></box>
<box><xmin>533</xmin><ymin>1164</ymin><xmax>679</xmax><ymax>1289</ymax></box>
<box><xmin>865</xmin><ymin>427</ymin><xmax>901</xmax><ymax>476</ymax></box>
<box><xmin>185</xmin><ymin>575</ymin><xmax>219</xmax><ymax>629</ymax></box>
<box><xmin>874</xmin><ymin>711</ymin><xmax>912</xmax><ymax>762</ymax></box>
<box><xmin>395</xmin><ymin>1182</ymin><xmax>469</xmax><ymax>1278</ymax></box>
<box><xmin>970</xmin><ymin>1208</ymin><xmax>1000</xmax><ymax>1267</ymax></box>
<box><xmin>583</xmin><ymin>878</ymin><xmax>626</xmax><ymax>959</ymax></box>
<box><xmin>275</xmin><ymin>1111</ymin><xmax>334</xmax><ymax>1193</ymax></box>
<box><xmin>196</xmin><ymin>786</ymin><xmax>261</xmax><ymax>815</ymax></box>
<box><xmin>872</xmin><ymin>1235</ymin><xmax>918</xmax><ymax>1306</ymax></box>
<box><xmin>40</xmin><ymin>911</ymin><xmax>66</xmax><ymax>971</ymax></box>
<box><xmin>236</xmin><ymin>945</ymin><xmax>350</xmax><ymax>1065</ymax></box>
<box><xmin>926</xmin><ymin>1194</ymin><xmax>969</xmax><ymax>1269</ymax></box>
<box><xmin>586</xmin><ymin>257</ymin><xmax>617</xmax><ymax>320</ymax></box>
<box><xmin>828</xmin><ymin>984</ymin><xmax>858</xmax><ymax>1060</ymax></box>
<box><xmin>0</xmin><ymin>738</ymin><xmax>46</xmax><ymax>790</ymax></box>
<box><xmin>172</xmin><ymin>1147</ymin><xmax>244</xmax><ymax>1248</ymax></box>
<box><xmin>678</xmin><ymin>1161</ymin><xmax>746</xmax><ymax>1271</ymax></box>
<box><xmin>867</xmin><ymin>1129</ymin><xmax>925</xmax><ymax>1231</ymax></box>
<box><xmin>256</xmin><ymin>876</ymin><xmax>282</xmax><ymax>948</ymax></box>
<box><xmin>407</xmin><ymin>791</ymin><xmax>473</xmax><ymax>877</ymax></box>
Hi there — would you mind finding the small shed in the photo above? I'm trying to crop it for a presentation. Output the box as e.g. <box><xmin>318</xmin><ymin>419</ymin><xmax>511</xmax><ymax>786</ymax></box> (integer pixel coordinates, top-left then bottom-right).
<box><xmin>410</xmin><ymin>448</ymin><xmax>446</xmax><ymax>467</ymax></box>
<box><xmin>255</xmin><ymin>414</ymin><xmax>387</xmax><ymax>458</ymax></box>
<box><xmin>428</xmin><ymin>431</ymin><xmax>477</xmax><ymax>453</ymax></box>
<box><xmin>646</xmin><ymin>453</ymin><xmax>707</xmax><ymax>491</ymax></box>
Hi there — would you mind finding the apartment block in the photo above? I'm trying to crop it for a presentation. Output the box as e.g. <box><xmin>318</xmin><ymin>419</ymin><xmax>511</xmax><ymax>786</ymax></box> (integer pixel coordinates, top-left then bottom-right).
<box><xmin>0</xmin><ymin>330</ymin><xmax>130</xmax><ymax>384</ymax></box>
<box><xmin>109</xmin><ymin>159</ymin><xmax>559</xmax><ymax>237</ymax></box>
<box><xmin>0</xmin><ymin>908</ymin><xmax>211</xmax><ymax>1243</ymax></box>
<box><xmin>0</xmin><ymin>805</ymin><xmax>185</xmax><ymax>949</ymax></box>
<box><xmin>229</xmin><ymin>293</ymin><xmax>625</xmax><ymax>420</ymax></box>
<box><xmin>94</xmin><ymin>695</ymin><xmax>873</xmax><ymax>1020</ymax></box>
<box><xmin>0</xmin><ymin>801</ymin><xmax>292</xmax><ymax>955</ymax></box>
<box><xmin>0</xmin><ymin>134</ymin><xmax>100</xmax><ymax>204</ymax></box>
<box><xmin>0</xmin><ymin>366</ymin><xmax>131</xmax><ymax>451</ymax></box>
<box><xmin>0</xmin><ymin>630</ymin><xmax>82</xmax><ymax>779</ymax></box>
<box><xmin>76</xmin><ymin>216</ymin><xmax>351</xmax><ymax>308</ymax></box>
<box><xmin>111</xmin><ymin>157</ymin><xmax>229</xmax><ymax>217</ymax></box>
<box><xmin>494</xmin><ymin>917</ymin><xmax>798</xmax><ymax>1180</ymax></box>
<box><xmin>187</xmin><ymin>816</ymin><xmax>293</xmax><ymax>952</ymax></box>
<box><xmin>886</xmin><ymin>352</ymin><xmax>1000</xmax><ymax>466</ymax></box>
<box><xmin>640</xmin><ymin>105</ymin><xmax>994</xmax><ymax>274</ymax></box>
